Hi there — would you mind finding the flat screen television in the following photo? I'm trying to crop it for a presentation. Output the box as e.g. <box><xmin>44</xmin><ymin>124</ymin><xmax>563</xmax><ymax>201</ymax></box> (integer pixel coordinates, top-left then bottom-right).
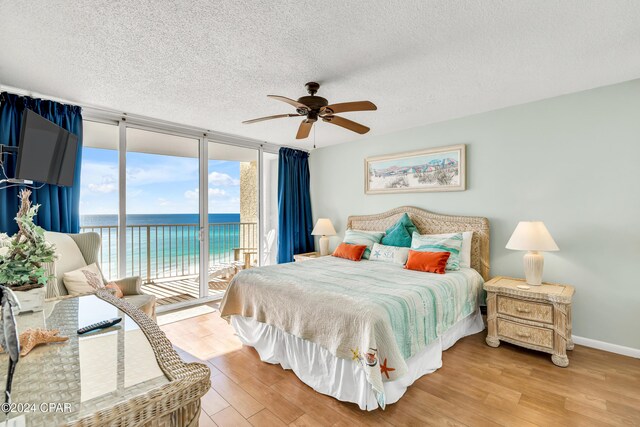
<box><xmin>15</xmin><ymin>109</ymin><xmax>78</xmax><ymax>187</ymax></box>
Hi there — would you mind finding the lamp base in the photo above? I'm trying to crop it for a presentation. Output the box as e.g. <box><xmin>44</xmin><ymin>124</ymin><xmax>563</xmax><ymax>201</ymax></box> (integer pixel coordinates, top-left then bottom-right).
<box><xmin>523</xmin><ymin>251</ymin><xmax>544</xmax><ymax>285</ymax></box>
<box><xmin>318</xmin><ymin>236</ymin><xmax>330</xmax><ymax>256</ymax></box>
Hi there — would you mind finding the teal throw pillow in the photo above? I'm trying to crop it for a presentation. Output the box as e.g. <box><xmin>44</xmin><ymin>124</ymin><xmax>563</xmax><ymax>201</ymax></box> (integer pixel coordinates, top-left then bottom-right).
<box><xmin>381</xmin><ymin>213</ymin><xmax>418</xmax><ymax>248</ymax></box>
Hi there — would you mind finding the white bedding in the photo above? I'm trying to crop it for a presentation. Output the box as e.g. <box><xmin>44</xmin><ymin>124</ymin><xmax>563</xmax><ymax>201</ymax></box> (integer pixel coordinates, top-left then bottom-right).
<box><xmin>231</xmin><ymin>309</ymin><xmax>484</xmax><ymax>410</ymax></box>
<box><xmin>220</xmin><ymin>257</ymin><xmax>485</xmax><ymax>408</ymax></box>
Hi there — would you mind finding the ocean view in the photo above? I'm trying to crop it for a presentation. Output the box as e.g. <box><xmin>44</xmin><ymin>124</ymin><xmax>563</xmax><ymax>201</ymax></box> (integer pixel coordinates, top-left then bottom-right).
<box><xmin>80</xmin><ymin>213</ymin><xmax>252</xmax><ymax>280</ymax></box>
<box><xmin>81</xmin><ymin>213</ymin><xmax>241</xmax><ymax>227</ymax></box>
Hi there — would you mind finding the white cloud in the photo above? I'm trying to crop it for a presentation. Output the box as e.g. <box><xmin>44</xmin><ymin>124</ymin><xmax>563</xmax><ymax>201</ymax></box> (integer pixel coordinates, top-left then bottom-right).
<box><xmin>126</xmin><ymin>158</ymin><xmax>199</xmax><ymax>186</ymax></box>
<box><xmin>184</xmin><ymin>188</ymin><xmax>199</xmax><ymax>200</ymax></box>
<box><xmin>88</xmin><ymin>183</ymin><xmax>116</xmax><ymax>193</ymax></box>
<box><xmin>208</xmin><ymin>171</ymin><xmax>239</xmax><ymax>186</ymax></box>
<box><xmin>157</xmin><ymin>198</ymin><xmax>171</xmax><ymax>206</ymax></box>
<box><xmin>87</xmin><ymin>174</ymin><xmax>116</xmax><ymax>193</ymax></box>
<box><xmin>82</xmin><ymin>162</ymin><xmax>118</xmax><ymax>194</ymax></box>
<box><xmin>184</xmin><ymin>187</ymin><xmax>228</xmax><ymax>200</ymax></box>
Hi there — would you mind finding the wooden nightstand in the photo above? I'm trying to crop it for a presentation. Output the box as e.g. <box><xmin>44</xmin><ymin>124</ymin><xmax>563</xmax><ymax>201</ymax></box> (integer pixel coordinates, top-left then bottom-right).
<box><xmin>293</xmin><ymin>252</ymin><xmax>324</xmax><ymax>262</ymax></box>
<box><xmin>484</xmin><ymin>276</ymin><xmax>575</xmax><ymax>367</ymax></box>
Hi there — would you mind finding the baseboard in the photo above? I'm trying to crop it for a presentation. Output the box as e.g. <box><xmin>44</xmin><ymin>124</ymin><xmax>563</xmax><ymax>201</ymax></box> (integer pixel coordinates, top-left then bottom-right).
<box><xmin>572</xmin><ymin>335</ymin><xmax>640</xmax><ymax>359</ymax></box>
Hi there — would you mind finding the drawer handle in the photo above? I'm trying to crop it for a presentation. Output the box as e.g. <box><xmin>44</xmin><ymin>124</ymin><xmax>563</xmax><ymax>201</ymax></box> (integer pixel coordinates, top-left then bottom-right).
<box><xmin>516</xmin><ymin>332</ymin><xmax>531</xmax><ymax>338</ymax></box>
<box><xmin>516</xmin><ymin>307</ymin><xmax>531</xmax><ymax>314</ymax></box>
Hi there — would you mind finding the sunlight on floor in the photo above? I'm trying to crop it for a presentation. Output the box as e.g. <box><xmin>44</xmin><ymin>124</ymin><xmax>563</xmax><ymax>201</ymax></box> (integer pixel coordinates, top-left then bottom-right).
<box><xmin>160</xmin><ymin>306</ymin><xmax>244</xmax><ymax>361</ymax></box>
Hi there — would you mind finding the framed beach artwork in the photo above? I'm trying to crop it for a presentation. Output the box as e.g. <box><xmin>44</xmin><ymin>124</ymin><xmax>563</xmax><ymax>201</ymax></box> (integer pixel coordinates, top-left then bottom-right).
<box><xmin>365</xmin><ymin>144</ymin><xmax>466</xmax><ymax>194</ymax></box>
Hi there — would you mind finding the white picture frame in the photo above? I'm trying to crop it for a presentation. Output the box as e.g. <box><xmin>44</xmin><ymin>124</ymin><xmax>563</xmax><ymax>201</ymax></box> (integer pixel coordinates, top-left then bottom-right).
<box><xmin>365</xmin><ymin>144</ymin><xmax>466</xmax><ymax>194</ymax></box>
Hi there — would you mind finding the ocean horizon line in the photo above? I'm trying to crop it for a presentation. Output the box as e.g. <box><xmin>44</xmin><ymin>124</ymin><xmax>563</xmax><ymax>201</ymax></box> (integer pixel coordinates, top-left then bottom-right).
<box><xmin>81</xmin><ymin>212</ymin><xmax>243</xmax><ymax>227</ymax></box>
<box><xmin>81</xmin><ymin>213</ymin><xmax>240</xmax><ymax>216</ymax></box>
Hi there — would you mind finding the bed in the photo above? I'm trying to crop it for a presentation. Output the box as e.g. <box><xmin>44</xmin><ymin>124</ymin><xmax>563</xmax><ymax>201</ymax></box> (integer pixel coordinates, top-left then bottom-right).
<box><xmin>219</xmin><ymin>206</ymin><xmax>490</xmax><ymax>410</ymax></box>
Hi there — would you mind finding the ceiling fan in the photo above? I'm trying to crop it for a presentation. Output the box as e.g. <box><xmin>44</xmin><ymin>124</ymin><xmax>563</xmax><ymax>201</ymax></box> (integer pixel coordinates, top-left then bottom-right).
<box><xmin>242</xmin><ymin>82</ymin><xmax>377</xmax><ymax>139</ymax></box>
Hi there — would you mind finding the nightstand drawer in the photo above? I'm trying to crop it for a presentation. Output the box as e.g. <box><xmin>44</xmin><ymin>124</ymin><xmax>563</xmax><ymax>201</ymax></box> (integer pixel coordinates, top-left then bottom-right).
<box><xmin>497</xmin><ymin>296</ymin><xmax>553</xmax><ymax>324</ymax></box>
<box><xmin>497</xmin><ymin>319</ymin><xmax>553</xmax><ymax>349</ymax></box>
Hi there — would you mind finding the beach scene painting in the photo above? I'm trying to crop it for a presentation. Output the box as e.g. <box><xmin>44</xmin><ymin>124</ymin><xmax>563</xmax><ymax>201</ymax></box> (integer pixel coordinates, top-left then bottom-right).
<box><xmin>365</xmin><ymin>144</ymin><xmax>466</xmax><ymax>194</ymax></box>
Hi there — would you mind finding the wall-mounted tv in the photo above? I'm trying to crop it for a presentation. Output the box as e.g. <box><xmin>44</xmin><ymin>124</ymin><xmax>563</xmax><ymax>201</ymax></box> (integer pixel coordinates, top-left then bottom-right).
<box><xmin>15</xmin><ymin>109</ymin><xmax>78</xmax><ymax>187</ymax></box>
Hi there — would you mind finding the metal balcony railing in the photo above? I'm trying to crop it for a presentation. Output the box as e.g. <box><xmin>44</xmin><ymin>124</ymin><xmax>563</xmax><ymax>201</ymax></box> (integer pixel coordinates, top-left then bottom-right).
<box><xmin>79</xmin><ymin>222</ymin><xmax>258</xmax><ymax>283</ymax></box>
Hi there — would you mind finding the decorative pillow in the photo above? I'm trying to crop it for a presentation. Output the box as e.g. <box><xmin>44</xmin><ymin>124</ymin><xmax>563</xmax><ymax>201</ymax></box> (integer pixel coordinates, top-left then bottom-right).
<box><xmin>62</xmin><ymin>263</ymin><xmax>105</xmax><ymax>296</ymax></box>
<box><xmin>381</xmin><ymin>213</ymin><xmax>418</xmax><ymax>247</ymax></box>
<box><xmin>369</xmin><ymin>243</ymin><xmax>410</xmax><ymax>265</ymax></box>
<box><xmin>332</xmin><ymin>243</ymin><xmax>367</xmax><ymax>261</ymax></box>
<box><xmin>105</xmin><ymin>282</ymin><xmax>123</xmax><ymax>298</ymax></box>
<box><xmin>410</xmin><ymin>232</ymin><xmax>463</xmax><ymax>271</ymax></box>
<box><xmin>343</xmin><ymin>230</ymin><xmax>384</xmax><ymax>259</ymax></box>
<box><xmin>405</xmin><ymin>250</ymin><xmax>450</xmax><ymax>274</ymax></box>
<box><xmin>427</xmin><ymin>231</ymin><xmax>473</xmax><ymax>268</ymax></box>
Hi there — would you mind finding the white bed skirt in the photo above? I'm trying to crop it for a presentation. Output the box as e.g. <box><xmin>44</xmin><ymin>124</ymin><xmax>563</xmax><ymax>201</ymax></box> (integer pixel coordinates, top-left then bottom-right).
<box><xmin>231</xmin><ymin>309</ymin><xmax>485</xmax><ymax>410</ymax></box>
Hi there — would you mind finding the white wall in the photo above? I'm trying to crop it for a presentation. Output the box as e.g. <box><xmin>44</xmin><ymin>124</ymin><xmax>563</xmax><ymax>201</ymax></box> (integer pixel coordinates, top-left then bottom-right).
<box><xmin>309</xmin><ymin>79</ymin><xmax>640</xmax><ymax>349</ymax></box>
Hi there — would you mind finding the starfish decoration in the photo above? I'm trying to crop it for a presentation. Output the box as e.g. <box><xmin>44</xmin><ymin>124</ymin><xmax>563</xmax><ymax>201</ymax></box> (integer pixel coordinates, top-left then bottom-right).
<box><xmin>350</xmin><ymin>347</ymin><xmax>361</xmax><ymax>361</ymax></box>
<box><xmin>380</xmin><ymin>358</ymin><xmax>395</xmax><ymax>379</ymax></box>
<box><xmin>16</xmin><ymin>329</ymin><xmax>68</xmax><ymax>356</ymax></box>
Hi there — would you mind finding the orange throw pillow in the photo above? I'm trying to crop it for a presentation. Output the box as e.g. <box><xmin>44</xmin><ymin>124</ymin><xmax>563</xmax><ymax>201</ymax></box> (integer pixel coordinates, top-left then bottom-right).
<box><xmin>332</xmin><ymin>243</ymin><xmax>367</xmax><ymax>261</ymax></box>
<box><xmin>105</xmin><ymin>282</ymin><xmax>124</xmax><ymax>298</ymax></box>
<box><xmin>405</xmin><ymin>250</ymin><xmax>450</xmax><ymax>274</ymax></box>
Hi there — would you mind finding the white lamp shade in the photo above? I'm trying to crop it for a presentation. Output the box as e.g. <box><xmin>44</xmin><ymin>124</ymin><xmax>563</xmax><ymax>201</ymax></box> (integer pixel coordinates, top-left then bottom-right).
<box><xmin>311</xmin><ymin>218</ymin><xmax>336</xmax><ymax>236</ymax></box>
<box><xmin>506</xmin><ymin>221</ymin><xmax>559</xmax><ymax>252</ymax></box>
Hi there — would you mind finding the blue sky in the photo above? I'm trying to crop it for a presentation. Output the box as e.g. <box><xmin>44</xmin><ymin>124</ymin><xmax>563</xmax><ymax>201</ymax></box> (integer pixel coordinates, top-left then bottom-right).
<box><xmin>80</xmin><ymin>148</ymin><xmax>241</xmax><ymax>215</ymax></box>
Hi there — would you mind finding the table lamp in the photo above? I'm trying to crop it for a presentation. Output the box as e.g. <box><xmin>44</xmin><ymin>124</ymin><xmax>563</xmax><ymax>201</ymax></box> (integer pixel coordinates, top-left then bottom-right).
<box><xmin>505</xmin><ymin>221</ymin><xmax>559</xmax><ymax>285</ymax></box>
<box><xmin>311</xmin><ymin>218</ymin><xmax>336</xmax><ymax>256</ymax></box>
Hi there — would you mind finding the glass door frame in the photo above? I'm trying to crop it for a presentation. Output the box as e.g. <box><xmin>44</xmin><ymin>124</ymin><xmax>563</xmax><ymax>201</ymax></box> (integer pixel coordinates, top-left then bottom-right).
<box><xmin>118</xmin><ymin>121</ymin><xmax>208</xmax><ymax>305</ymax></box>
<box><xmin>204</xmin><ymin>138</ymin><xmax>265</xmax><ymax>279</ymax></box>
<box><xmin>83</xmin><ymin>109</ymin><xmax>281</xmax><ymax>311</ymax></box>
<box><xmin>83</xmin><ymin>106</ymin><xmax>281</xmax><ymax>312</ymax></box>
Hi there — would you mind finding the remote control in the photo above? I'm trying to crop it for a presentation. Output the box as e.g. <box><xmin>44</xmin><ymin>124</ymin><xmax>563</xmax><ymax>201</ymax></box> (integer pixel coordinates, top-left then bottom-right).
<box><xmin>77</xmin><ymin>317</ymin><xmax>123</xmax><ymax>335</ymax></box>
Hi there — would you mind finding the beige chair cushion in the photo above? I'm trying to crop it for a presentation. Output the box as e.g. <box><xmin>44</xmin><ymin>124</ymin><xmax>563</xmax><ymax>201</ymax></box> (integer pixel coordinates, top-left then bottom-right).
<box><xmin>44</xmin><ymin>231</ymin><xmax>88</xmax><ymax>296</ymax></box>
<box><xmin>124</xmin><ymin>294</ymin><xmax>157</xmax><ymax>320</ymax></box>
<box><xmin>63</xmin><ymin>263</ymin><xmax>105</xmax><ymax>296</ymax></box>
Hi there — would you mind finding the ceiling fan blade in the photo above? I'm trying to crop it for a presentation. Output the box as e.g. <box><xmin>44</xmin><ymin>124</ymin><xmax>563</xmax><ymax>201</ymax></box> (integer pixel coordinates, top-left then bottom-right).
<box><xmin>267</xmin><ymin>95</ymin><xmax>309</xmax><ymax>110</ymax></box>
<box><xmin>322</xmin><ymin>115</ymin><xmax>370</xmax><ymax>134</ymax></box>
<box><xmin>242</xmin><ymin>114</ymin><xmax>301</xmax><ymax>124</ymax></box>
<box><xmin>321</xmin><ymin>101</ymin><xmax>377</xmax><ymax>115</ymax></box>
<box><xmin>296</xmin><ymin>120</ymin><xmax>313</xmax><ymax>139</ymax></box>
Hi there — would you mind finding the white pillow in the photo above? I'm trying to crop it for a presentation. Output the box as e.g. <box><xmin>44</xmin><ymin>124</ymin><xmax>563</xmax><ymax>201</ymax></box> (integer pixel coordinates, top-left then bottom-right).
<box><xmin>63</xmin><ymin>262</ymin><xmax>105</xmax><ymax>296</ymax></box>
<box><xmin>427</xmin><ymin>231</ymin><xmax>473</xmax><ymax>268</ymax></box>
<box><xmin>369</xmin><ymin>243</ymin><xmax>410</xmax><ymax>265</ymax></box>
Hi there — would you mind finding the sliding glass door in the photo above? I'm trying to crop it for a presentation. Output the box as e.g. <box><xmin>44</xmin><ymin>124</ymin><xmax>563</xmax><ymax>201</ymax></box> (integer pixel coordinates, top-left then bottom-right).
<box><xmin>206</xmin><ymin>141</ymin><xmax>259</xmax><ymax>298</ymax></box>
<box><xmin>79</xmin><ymin>120</ymin><xmax>120</xmax><ymax>280</ymax></box>
<box><xmin>79</xmin><ymin>118</ymin><xmax>279</xmax><ymax>309</ymax></box>
<box><xmin>125</xmin><ymin>127</ymin><xmax>203</xmax><ymax>305</ymax></box>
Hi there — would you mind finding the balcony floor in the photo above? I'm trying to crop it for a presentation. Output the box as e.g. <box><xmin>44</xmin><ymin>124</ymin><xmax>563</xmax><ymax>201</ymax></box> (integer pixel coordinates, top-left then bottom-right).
<box><xmin>141</xmin><ymin>275</ymin><xmax>231</xmax><ymax>306</ymax></box>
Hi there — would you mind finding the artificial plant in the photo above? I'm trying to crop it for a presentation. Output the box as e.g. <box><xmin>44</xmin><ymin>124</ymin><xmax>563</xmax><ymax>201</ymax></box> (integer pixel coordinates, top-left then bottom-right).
<box><xmin>0</xmin><ymin>189</ymin><xmax>56</xmax><ymax>291</ymax></box>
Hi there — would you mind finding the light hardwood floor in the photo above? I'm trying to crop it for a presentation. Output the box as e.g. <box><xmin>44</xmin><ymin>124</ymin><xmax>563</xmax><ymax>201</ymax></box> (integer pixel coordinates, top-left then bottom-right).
<box><xmin>160</xmin><ymin>309</ymin><xmax>640</xmax><ymax>426</ymax></box>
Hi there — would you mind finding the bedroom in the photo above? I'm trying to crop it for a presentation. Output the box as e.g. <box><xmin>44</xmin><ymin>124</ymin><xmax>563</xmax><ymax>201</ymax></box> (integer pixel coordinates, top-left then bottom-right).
<box><xmin>0</xmin><ymin>1</ymin><xmax>638</xmax><ymax>426</ymax></box>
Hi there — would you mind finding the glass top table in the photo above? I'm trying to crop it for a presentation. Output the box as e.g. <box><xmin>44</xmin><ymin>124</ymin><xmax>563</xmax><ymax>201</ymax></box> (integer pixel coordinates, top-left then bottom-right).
<box><xmin>0</xmin><ymin>292</ymin><xmax>210</xmax><ymax>426</ymax></box>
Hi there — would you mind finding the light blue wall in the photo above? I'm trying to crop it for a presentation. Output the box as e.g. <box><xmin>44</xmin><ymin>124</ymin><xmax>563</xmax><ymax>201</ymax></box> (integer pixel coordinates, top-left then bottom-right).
<box><xmin>309</xmin><ymin>79</ymin><xmax>640</xmax><ymax>349</ymax></box>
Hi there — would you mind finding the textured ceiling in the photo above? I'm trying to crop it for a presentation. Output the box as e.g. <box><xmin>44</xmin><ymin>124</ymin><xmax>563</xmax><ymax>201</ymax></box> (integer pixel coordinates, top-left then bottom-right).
<box><xmin>1</xmin><ymin>1</ymin><xmax>640</xmax><ymax>148</ymax></box>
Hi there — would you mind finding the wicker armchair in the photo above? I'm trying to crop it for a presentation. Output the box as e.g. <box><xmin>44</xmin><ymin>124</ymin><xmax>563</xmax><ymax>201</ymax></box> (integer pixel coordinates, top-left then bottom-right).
<box><xmin>43</xmin><ymin>231</ymin><xmax>156</xmax><ymax>319</ymax></box>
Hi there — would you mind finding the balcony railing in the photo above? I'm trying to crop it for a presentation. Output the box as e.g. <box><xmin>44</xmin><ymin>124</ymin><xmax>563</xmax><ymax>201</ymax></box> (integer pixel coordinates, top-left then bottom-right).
<box><xmin>79</xmin><ymin>222</ymin><xmax>258</xmax><ymax>283</ymax></box>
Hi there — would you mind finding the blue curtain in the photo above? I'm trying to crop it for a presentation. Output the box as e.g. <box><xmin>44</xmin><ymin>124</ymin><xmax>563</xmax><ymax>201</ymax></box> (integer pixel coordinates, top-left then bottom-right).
<box><xmin>277</xmin><ymin>147</ymin><xmax>314</xmax><ymax>263</ymax></box>
<box><xmin>0</xmin><ymin>92</ymin><xmax>83</xmax><ymax>235</ymax></box>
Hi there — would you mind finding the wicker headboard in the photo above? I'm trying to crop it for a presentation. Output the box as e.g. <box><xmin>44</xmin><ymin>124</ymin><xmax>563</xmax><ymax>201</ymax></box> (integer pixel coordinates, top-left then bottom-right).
<box><xmin>347</xmin><ymin>206</ymin><xmax>490</xmax><ymax>281</ymax></box>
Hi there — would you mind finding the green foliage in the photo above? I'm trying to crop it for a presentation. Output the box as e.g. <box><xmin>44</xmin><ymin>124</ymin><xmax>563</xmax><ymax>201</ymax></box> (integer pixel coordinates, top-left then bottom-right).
<box><xmin>0</xmin><ymin>191</ymin><xmax>56</xmax><ymax>289</ymax></box>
